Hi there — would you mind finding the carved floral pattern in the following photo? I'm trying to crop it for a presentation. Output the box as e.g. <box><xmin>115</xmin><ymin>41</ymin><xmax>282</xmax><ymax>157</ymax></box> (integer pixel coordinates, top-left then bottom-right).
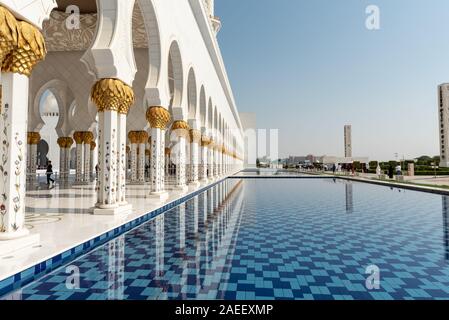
<box><xmin>42</xmin><ymin>8</ymin><xmax>148</xmax><ymax>52</ymax></box>
<box><xmin>0</xmin><ymin>105</ymin><xmax>9</xmax><ymax>232</ymax></box>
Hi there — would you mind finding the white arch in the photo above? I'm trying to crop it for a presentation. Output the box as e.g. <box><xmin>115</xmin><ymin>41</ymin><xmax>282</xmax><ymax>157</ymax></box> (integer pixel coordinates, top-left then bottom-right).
<box><xmin>137</xmin><ymin>0</ymin><xmax>162</xmax><ymax>89</ymax></box>
<box><xmin>187</xmin><ymin>67</ymin><xmax>198</xmax><ymax>120</ymax></box>
<box><xmin>168</xmin><ymin>41</ymin><xmax>184</xmax><ymax>110</ymax></box>
<box><xmin>199</xmin><ymin>85</ymin><xmax>207</xmax><ymax>128</ymax></box>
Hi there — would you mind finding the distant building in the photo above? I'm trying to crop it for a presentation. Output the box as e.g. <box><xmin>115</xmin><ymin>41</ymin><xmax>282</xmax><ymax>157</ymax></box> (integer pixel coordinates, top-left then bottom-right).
<box><xmin>439</xmin><ymin>84</ymin><xmax>449</xmax><ymax>167</ymax></box>
<box><xmin>344</xmin><ymin>125</ymin><xmax>352</xmax><ymax>158</ymax></box>
<box><xmin>319</xmin><ymin>156</ymin><xmax>369</xmax><ymax>166</ymax></box>
<box><xmin>239</xmin><ymin>112</ymin><xmax>257</xmax><ymax>167</ymax></box>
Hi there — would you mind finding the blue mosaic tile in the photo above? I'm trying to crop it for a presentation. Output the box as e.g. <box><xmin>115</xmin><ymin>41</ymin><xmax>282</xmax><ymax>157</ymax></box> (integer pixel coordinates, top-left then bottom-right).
<box><xmin>3</xmin><ymin>178</ymin><xmax>449</xmax><ymax>300</ymax></box>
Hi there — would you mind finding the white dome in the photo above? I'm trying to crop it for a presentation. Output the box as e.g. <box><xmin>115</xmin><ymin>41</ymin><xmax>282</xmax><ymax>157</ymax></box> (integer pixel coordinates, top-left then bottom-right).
<box><xmin>39</xmin><ymin>91</ymin><xmax>59</xmax><ymax>115</ymax></box>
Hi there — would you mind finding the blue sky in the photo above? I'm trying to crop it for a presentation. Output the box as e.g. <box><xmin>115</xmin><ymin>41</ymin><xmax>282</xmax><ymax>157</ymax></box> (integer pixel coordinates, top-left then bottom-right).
<box><xmin>216</xmin><ymin>0</ymin><xmax>449</xmax><ymax>161</ymax></box>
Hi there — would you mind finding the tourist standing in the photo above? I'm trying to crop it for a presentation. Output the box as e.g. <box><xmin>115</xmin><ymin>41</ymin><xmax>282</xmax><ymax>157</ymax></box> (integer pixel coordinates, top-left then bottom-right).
<box><xmin>376</xmin><ymin>164</ymin><xmax>382</xmax><ymax>179</ymax></box>
<box><xmin>395</xmin><ymin>164</ymin><xmax>402</xmax><ymax>176</ymax></box>
<box><xmin>47</xmin><ymin>161</ymin><xmax>55</xmax><ymax>186</ymax></box>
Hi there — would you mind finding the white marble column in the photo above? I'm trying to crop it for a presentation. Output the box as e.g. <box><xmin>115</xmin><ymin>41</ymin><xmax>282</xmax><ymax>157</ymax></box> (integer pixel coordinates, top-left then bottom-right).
<box><xmin>130</xmin><ymin>143</ymin><xmax>137</xmax><ymax>182</ymax></box>
<box><xmin>189</xmin><ymin>129</ymin><xmax>201</xmax><ymax>185</ymax></box>
<box><xmin>116</xmin><ymin>114</ymin><xmax>127</xmax><ymax>205</ymax></box>
<box><xmin>90</xmin><ymin>141</ymin><xmax>96</xmax><ymax>180</ymax></box>
<box><xmin>29</xmin><ymin>140</ymin><xmax>38</xmax><ymax>185</ymax></box>
<box><xmin>199</xmin><ymin>140</ymin><xmax>208</xmax><ymax>182</ymax></box>
<box><xmin>208</xmin><ymin>144</ymin><xmax>214</xmax><ymax>179</ymax></box>
<box><xmin>73</xmin><ymin>132</ymin><xmax>84</xmax><ymax>183</ymax></box>
<box><xmin>83</xmin><ymin>132</ymin><xmax>93</xmax><ymax>182</ymax></box>
<box><xmin>165</xmin><ymin>148</ymin><xmax>170</xmax><ymax>176</ymax></box>
<box><xmin>64</xmin><ymin>139</ymin><xmax>73</xmax><ymax>180</ymax></box>
<box><xmin>96</xmin><ymin>110</ymin><xmax>119</xmax><ymax>212</ymax></box>
<box><xmin>0</xmin><ymin>71</ymin><xmax>38</xmax><ymax>246</ymax></box>
<box><xmin>147</xmin><ymin>107</ymin><xmax>171</xmax><ymax>201</ymax></box>
<box><xmin>214</xmin><ymin>147</ymin><xmax>220</xmax><ymax>178</ymax></box>
<box><xmin>175</xmin><ymin>135</ymin><xmax>187</xmax><ymax>191</ymax></box>
<box><xmin>186</xmin><ymin>140</ymin><xmax>191</xmax><ymax>184</ymax></box>
<box><xmin>59</xmin><ymin>146</ymin><xmax>65</xmax><ymax>182</ymax></box>
<box><xmin>138</xmin><ymin>141</ymin><xmax>146</xmax><ymax>183</ymax></box>
<box><xmin>171</xmin><ymin>121</ymin><xmax>190</xmax><ymax>192</ymax></box>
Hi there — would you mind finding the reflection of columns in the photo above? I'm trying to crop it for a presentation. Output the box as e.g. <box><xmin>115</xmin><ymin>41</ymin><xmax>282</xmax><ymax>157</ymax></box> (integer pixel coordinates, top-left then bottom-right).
<box><xmin>345</xmin><ymin>183</ymin><xmax>353</xmax><ymax>213</ymax></box>
<box><xmin>189</xmin><ymin>129</ymin><xmax>201</xmax><ymax>185</ymax></box>
<box><xmin>83</xmin><ymin>132</ymin><xmax>93</xmax><ymax>182</ymax></box>
<box><xmin>193</xmin><ymin>196</ymin><xmax>199</xmax><ymax>234</ymax></box>
<box><xmin>200</xmin><ymin>136</ymin><xmax>210</xmax><ymax>182</ymax></box>
<box><xmin>172</xmin><ymin>121</ymin><xmax>190</xmax><ymax>191</ymax></box>
<box><xmin>91</xmin><ymin>79</ymin><xmax>134</xmax><ymax>214</ymax></box>
<box><xmin>27</xmin><ymin>132</ymin><xmax>40</xmax><ymax>184</ymax></box>
<box><xmin>146</xmin><ymin>107</ymin><xmax>171</xmax><ymax>200</ymax></box>
<box><xmin>179</xmin><ymin>203</ymin><xmax>186</xmax><ymax>250</ymax></box>
<box><xmin>73</xmin><ymin>132</ymin><xmax>84</xmax><ymax>183</ymax></box>
<box><xmin>442</xmin><ymin>196</ymin><xmax>449</xmax><ymax>260</ymax></box>
<box><xmin>0</xmin><ymin>14</ymin><xmax>45</xmax><ymax>247</ymax></box>
<box><xmin>107</xmin><ymin>235</ymin><xmax>125</xmax><ymax>300</ymax></box>
<box><xmin>155</xmin><ymin>215</ymin><xmax>165</xmax><ymax>277</ymax></box>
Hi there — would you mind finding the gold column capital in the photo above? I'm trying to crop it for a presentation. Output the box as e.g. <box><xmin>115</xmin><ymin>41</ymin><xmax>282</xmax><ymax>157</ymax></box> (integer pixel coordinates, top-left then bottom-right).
<box><xmin>145</xmin><ymin>149</ymin><xmax>151</xmax><ymax>156</ymax></box>
<box><xmin>171</xmin><ymin>120</ymin><xmax>190</xmax><ymax>138</ymax></box>
<box><xmin>65</xmin><ymin>137</ymin><xmax>74</xmax><ymax>148</ymax></box>
<box><xmin>90</xmin><ymin>141</ymin><xmax>96</xmax><ymax>151</ymax></box>
<box><xmin>128</xmin><ymin>131</ymin><xmax>138</xmax><ymax>144</ymax></box>
<box><xmin>1</xmin><ymin>13</ymin><xmax>46</xmax><ymax>76</ymax></box>
<box><xmin>146</xmin><ymin>106</ymin><xmax>171</xmax><ymax>129</ymax></box>
<box><xmin>189</xmin><ymin>129</ymin><xmax>201</xmax><ymax>144</ymax></box>
<box><xmin>57</xmin><ymin>137</ymin><xmax>66</xmax><ymax>148</ymax></box>
<box><xmin>0</xmin><ymin>6</ymin><xmax>18</xmax><ymax>65</ymax></box>
<box><xmin>126</xmin><ymin>146</ymin><xmax>131</xmax><ymax>153</ymax></box>
<box><xmin>138</xmin><ymin>131</ymin><xmax>149</xmax><ymax>144</ymax></box>
<box><xmin>83</xmin><ymin>131</ymin><xmax>94</xmax><ymax>144</ymax></box>
<box><xmin>201</xmin><ymin>135</ymin><xmax>211</xmax><ymax>147</ymax></box>
<box><xmin>91</xmin><ymin>78</ymin><xmax>134</xmax><ymax>113</ymax></box>
<box><xmin>73</xmin><ymin>131</ymin><xmax>84</xmax><ymax>144</ymax></box>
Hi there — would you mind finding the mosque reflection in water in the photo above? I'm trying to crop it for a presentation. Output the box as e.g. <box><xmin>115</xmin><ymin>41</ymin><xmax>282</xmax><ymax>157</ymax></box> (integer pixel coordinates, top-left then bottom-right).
<box><xmin>4</xmin><ymin>180</ymin><xmax>245</xmax><ymax>300</ymax></box>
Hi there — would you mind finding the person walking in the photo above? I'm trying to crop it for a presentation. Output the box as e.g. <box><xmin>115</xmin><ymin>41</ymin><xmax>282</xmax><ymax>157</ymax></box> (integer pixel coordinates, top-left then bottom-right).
<box><xmin>395</xmin><ymin>163</ymin><xmax>402</xmax><ymax>176</ymax></box>
<box><xmin>376</xmin><ymin>164</ymin><xmax>382</xmax><ymax>179</ymax></box>
<box><xmin>47</xmin><ymin>160</ymin><xmax>55</xmax><ymax>187</ymax></box>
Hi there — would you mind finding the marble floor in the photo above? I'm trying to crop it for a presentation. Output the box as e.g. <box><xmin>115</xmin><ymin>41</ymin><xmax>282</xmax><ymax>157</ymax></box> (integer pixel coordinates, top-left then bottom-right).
<box><xmin>0</xmin><ymin>176</ymin><xmax>226</xmax><ymax>283</ymax></box>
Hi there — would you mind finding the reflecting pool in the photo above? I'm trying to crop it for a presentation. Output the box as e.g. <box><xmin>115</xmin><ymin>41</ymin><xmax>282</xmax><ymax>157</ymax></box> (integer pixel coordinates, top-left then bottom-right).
<box><xmin>3</xmin><ymin>178</ymin><xmax>449</xmax><ymax>300</ymax></box>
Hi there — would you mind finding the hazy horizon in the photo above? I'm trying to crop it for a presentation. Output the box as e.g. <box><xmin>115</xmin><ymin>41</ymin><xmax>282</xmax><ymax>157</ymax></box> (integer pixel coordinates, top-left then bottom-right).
<box><xmin>217</xmin><ymin>0</ymin><xmax>447</xmax><ymax>161</ymax></box>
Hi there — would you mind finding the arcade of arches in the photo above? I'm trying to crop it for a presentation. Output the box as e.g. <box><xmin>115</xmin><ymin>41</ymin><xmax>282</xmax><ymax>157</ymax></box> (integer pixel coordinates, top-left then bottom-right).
<box><xmin>0</xmin><ymin>0</ymin><xmax>244</xmax><ymax>259</ymax></box>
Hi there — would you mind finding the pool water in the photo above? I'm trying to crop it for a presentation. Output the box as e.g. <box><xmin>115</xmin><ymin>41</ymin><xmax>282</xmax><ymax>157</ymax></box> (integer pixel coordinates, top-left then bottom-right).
<box><xmin>3</xmin><ymin>178</ymin><xmax>449</xmax><ymax>300</ymax></box>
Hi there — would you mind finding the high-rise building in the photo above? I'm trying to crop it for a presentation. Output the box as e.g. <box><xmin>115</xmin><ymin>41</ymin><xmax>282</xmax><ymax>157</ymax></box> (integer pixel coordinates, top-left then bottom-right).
<box><xmin>439</xmin><ymin>84</ymin><xmax>449</xmax><ymax>167</ymax></box>
<box><xmin>344</xmin><ymin>125</ymin><xmax>352</xmax><ymax>158</ymax></box>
